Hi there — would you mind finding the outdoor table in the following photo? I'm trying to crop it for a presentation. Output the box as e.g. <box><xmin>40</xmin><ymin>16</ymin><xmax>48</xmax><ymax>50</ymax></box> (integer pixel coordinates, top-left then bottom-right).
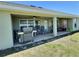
<box><xmin>18</xmin><ymin>32</ymin><xmax>24</xmax><ymax>43</ymax></box>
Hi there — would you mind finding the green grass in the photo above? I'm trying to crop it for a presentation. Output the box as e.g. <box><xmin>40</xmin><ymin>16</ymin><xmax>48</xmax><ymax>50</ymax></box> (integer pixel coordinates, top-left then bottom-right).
<box><xmin>7</xmin><ymin>33</ymin><xmax>79</xmax><ymax>57</ymax></box>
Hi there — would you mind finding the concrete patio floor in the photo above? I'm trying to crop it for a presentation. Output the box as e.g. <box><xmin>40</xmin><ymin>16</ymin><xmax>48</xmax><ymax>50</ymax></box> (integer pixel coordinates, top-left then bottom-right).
<box><xmin>13</xmin><ymin>31</ymin><xmax>69</xmax><ymax>47</ymax></box>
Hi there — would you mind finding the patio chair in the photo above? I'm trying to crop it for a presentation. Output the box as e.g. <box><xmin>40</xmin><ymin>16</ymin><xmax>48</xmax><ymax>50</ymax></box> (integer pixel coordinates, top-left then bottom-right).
<box><xmin>13</xmin><ymin>30</ymin><xmax>19</xmax><ymax>44</ymax></box>
<box><xmin>40</xmin><ymin>26</ymin><xmax>45</xmax><ymax>34</ymax></box>
<box><xmin>33</xmin><ymin>25</ymin><xmax>41</xmax><ymax>35</ymax></box>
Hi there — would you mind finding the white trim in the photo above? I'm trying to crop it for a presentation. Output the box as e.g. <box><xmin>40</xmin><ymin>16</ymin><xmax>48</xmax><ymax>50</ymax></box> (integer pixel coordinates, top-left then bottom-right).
<box><xmin>19</xmin><ymin>19</ymin><xmax>27</xmax><ymax>30</ymax></box>
<box><xmin>33</xmin><ymin>17</ymin><xmax>36</xmax><ymax>27</ymax></box>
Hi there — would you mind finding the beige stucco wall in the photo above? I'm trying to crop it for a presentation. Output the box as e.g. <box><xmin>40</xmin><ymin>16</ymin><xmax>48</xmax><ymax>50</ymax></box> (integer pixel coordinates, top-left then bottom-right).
<box><xmin>0</xmin><ymin>12</ymin><xmax>13</xmax><ymax>50</ymax></box>
<box><xmin>67</xmin><ymin>18</ymin><xmax>78</xmax><ymax>32</ymax></box>
<box><xmin>67</xmin><ymin>19</ymin><xmax>73</xmax><ymax>32</ymax></box>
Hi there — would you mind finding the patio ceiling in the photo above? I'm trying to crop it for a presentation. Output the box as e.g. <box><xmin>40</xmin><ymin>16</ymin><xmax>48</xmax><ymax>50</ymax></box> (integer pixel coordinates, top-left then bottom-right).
<box><xmin>0</xmin><ymin>2</ymin><xmax>79</xmax><ymax>18</ymax></box>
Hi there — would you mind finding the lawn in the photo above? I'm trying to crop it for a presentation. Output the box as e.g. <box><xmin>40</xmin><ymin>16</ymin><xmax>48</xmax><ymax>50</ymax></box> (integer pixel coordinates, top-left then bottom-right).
<box><xmin>7</xmin><ymin>33</ymin><xmax>79</xmax><ymax>57</ymax></box>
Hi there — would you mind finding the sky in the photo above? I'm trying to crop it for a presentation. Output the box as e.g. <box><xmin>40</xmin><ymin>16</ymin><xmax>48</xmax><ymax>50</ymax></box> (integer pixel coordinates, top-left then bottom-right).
<box><xmin>9</xmin><ymin>1</ymin><xmax>79</xmax><ymax>15</ymax></box>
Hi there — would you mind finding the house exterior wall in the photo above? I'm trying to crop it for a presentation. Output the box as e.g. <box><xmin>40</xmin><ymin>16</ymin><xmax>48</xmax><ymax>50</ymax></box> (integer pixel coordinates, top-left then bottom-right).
<box><xmin>67</xmin><ymin>18</ymin><xmax>79</xmax><ymax>32</ymax></box>
<box><xmin>0</xmin><ymin>12</ymin><xmax>13</xmax><ymax>50</ymax></box>
<box><xmin>67</xmin><ymin>19</ymin><xmax>73</xmax><ymax>32</ymax></box>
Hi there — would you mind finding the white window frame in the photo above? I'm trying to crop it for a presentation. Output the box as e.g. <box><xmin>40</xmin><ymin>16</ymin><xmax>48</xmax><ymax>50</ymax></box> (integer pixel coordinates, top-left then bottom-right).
<box><xmin>19</xmin><ymin>19</ymin><xmax>35</xmax><ymax>29</ymax></box>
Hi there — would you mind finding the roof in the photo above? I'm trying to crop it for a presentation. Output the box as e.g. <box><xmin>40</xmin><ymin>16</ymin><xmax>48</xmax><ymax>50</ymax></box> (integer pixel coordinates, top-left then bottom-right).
<box><xmin>0</xmin><ymin>1</ymin><xmax>79</xmax><ymax>18</ymax></box>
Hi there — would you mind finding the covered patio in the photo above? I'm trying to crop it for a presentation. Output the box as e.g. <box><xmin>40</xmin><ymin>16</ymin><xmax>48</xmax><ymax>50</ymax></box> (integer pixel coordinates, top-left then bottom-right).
<box><xmin>13</xmin><ymin>31</ymin><xmax>69</xmax><ymax>47</ymax></box>
<box><xmin>11</xmin><ymin>14</ymin><xmax>71</xmax><ymax>45</ymax></box>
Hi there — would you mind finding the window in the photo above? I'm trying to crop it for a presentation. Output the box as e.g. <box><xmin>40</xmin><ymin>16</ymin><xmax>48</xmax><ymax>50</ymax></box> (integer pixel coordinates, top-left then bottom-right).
<box><xmin>19</xmin><ymin>19</ymin><xmax>34</xmax><ymax>27</ymax></box>
<box><xmin>28</xmin><ymin>20</ymin><xmax>34</xmax><ymax>27</ymax></box>
<box><xmin>20</xmin><ymin>20</ymin><xmax>27</xmax><ymax>24</ymax></box>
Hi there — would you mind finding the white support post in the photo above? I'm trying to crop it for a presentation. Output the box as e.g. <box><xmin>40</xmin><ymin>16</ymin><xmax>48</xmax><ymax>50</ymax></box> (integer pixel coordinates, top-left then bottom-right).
<box><xmin>53</xmin><ymin>17</ymin><xmax>57</xmax><ymax>36</ymax></box>
<box><xmin>33</xmin><ymin>17</ymin><xmax>36</xmax><ymax>27</ymax></box>
<box><xmin>44</xmin><ymin>20</ymin><xmax>48</xmax><ymax>30</ymax></box>
<box><xmin>27</xmin><ymin>20</ymin><xmax>29</xmax><ymax>28</ymax></box>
